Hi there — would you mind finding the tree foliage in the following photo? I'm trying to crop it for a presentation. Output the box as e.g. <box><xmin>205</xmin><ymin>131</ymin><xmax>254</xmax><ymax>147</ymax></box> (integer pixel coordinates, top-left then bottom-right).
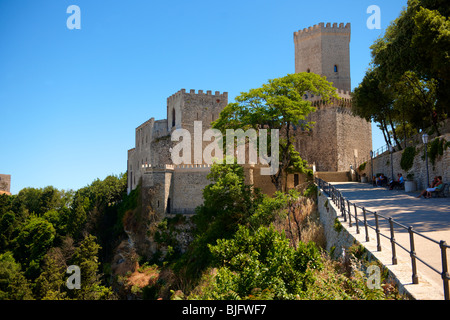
<box><xmin>353</xmin><ymin>0</ymin><xmax>449</xmax><ymax>147</ymax></box>
<box><xmin>213</xmin><ymin>73</ymin><xmax>337</xmax><ymax>191</ymax></box>
<box><xmin>0</xmin><ymin>174</ymin><xmax>127</xmax><ymax>300</ymax></box>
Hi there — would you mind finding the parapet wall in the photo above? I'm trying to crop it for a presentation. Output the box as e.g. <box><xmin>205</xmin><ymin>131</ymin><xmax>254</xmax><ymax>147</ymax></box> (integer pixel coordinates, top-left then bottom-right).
<box><xmin>305</xmin><ymin>89</ymin><xmax>352</xmax><ymax>109</ymax></box>
<box><xmin>294</xmin><ymin>22</ymin><xmax>351</xmax><ymax>42</ymax></box>
<box><xmin>167</xmin><ymin>89</ymin><xmax>228</xmax><ymax>104</ymax></box>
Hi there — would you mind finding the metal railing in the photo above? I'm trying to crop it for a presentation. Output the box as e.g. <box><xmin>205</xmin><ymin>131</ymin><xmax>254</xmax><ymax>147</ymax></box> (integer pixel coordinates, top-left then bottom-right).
<box><xmin>315</xmin><ymin>177</ymin><xmax>450</xmax><ymax>300</ymax></box>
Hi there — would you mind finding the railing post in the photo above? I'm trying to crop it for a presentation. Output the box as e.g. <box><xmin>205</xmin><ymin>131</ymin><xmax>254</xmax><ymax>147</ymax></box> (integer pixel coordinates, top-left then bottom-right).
<box><xmin>347</xmin><ymin>200</ymin><xmax>352</xmax><ymax>227</ymax></box>
<box><xmin>375</xmin><ymin>213</ymin><xmax>382</xmax><ymax>252</ymax></box>
<box><xmin>440</xmin><ymin>241</ymin><xmax>449</xmax><ymax>300</ymax></box>
<box><xmin>330</xmin><ymin>186</ymin><xmax>333</xmax><ymax>202</ymax></box>
<box><xmin>353</xmin><ymin>204</ymin><xmax>360</xmax><ymax>234</ymax></box>
<box><xmin>362</xmin><ymin>208</ymin><xmax>369</xmax><ymax>242</ymax></box>
<box><xmin>342</xmin><ymin>195</ymin><xmax>347</xmax><ymax>222</ymax></box>
<box><xmin>389</xmin><ymin>217</ymin><xmax>398</xmax><ymax>265</ymax></box>
<box><xmin>408</xmin><ymin>226</ymin><xmax>419</xmax><ymax>284</ymax></box>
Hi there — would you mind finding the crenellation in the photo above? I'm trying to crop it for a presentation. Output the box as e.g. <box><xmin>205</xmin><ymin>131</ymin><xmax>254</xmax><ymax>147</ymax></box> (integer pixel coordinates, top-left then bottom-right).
<box><xmin>167</xmin><ymin>89</ymin><xmax>228</xmax><ymax>100</ymax></box>
<box><xmin>294</xmin><ymin>22</ymin><xmax>351</xmax><ymax>42</ymax></box>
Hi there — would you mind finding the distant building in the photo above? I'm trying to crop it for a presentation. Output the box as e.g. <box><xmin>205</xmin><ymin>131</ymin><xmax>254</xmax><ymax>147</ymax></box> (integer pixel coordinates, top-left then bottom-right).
<box><xmin>0</xmin><ymin>174</ymin><xmax>11</xmax><ymax>195</ymax></box>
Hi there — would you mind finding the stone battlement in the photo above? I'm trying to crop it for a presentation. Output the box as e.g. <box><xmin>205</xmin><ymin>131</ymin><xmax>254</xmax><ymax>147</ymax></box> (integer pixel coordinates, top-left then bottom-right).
<box><xmin>141</xmin><ymin>163</ymin><xmax>213</xmax><ymax>171</ymax></box>
<box><xmin>167</xmin><ymin>88</ymin><xmax>228</xmax><ymax>103</ymax></box>
<box><xmin>294</xmin><ymin>22</ymin><xmax>351</xmax><ymax>41</ymax></box>
<box><xmin>304</xmin><ymin>88</ymin><xmax>351</xmax><ymax>103</ymax></box>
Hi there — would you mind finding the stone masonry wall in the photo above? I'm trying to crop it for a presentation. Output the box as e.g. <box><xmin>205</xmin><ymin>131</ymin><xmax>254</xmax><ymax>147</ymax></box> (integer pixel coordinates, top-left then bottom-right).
<box><xmin>171</xmin><ymin>168</ymin><xmax>211</xmax><ymax>214</ymax></box>
<box><xmin>294</xmin><ymin>101</ymin><xmax>371</xmax><ymax>173</ymax></box>
<box><xmin>335</xmin><ymin>108</ymin><xmax>372</xmax><ymax>172</ymax></box>
<box><xmin>295</xmin><ymin>106</ymin><xmax>338</xmax><ymax>172</ymax></box>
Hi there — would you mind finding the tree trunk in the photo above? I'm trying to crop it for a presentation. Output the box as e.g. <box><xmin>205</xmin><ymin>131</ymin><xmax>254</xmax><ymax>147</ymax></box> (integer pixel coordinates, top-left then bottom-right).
<box><xmin>387</xmin><ymin>110</ymin><xmax>402</xmax><ymax>151</ymax></box>
<box><xmin>380</xmin><ymin>119</ymin><xmax>391</xmax><ymax>147</ymax></box>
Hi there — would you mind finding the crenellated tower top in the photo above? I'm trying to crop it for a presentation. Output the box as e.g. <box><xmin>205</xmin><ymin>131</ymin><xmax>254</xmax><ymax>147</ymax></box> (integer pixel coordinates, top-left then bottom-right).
<box><xmin>293</xmin><ymin>22</ymin><xmax>351</xmax><ymax>42</ymax></box>
<box><xmin>294</xmin><ymin>22</ymin><xmax>351</xmax><ymax>92</ymax></box>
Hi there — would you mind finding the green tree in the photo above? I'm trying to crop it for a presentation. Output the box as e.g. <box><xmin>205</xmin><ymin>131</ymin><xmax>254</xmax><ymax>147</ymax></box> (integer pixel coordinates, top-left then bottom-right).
<box><xmin>365</xmin><ymin>0</ymin><xmax>450</xmax><ymax>137</ymax></box>
<box><xmin>15</xmin><ymin>217</ymin><xmax>56</xmax><ymax>278</ymax></box>
<box><xmin>0</xmin><ymin>252</ymin><xmax>33</xmax><ymax>300</ymax></box>
<box><xmin>34</xmin><ymin>248</ymin><xmax>67</xmax><ymax>300</ymax></box>
<box><xmin>191</xmin><ymin>225</ymin><xmax>323</xmax><ymax>300</ymax></box>
<box><xmin>0</xmin><ymin>211</ymin><xmax>16</xmax><ymax>250</ymax></box>
<box><xmin>213</xmin><ymin>73</ymin><xmax>337</xmax><ymax>192</ymax></box>
<box><xmin>69</xmin><ymin>235</ymin><xmax>115</xmax><ymax>300</ymax></box>
<box><xmin>352</xmin><ymin>68</ymin><xmax>399</xmax><ymax>147</ymax></box>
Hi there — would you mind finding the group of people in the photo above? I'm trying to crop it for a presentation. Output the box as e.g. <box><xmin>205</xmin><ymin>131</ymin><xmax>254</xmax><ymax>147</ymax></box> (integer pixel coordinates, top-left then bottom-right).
<box><xmin>373</xmin><ymin>173</ymin><xmax>404</xmax><ymax>190</ymax></box>
<box><xmin>372</xmin><ymin>172</ymin><xmax>445</xmax><ymax>198</ymax></box>
<box><xmin>417</xmin><ymin>176</ymin><xmax>445</xmax><ymax>198</ymax></box>
<box><xmin>373</xmin><ymin>174</ymin><xmax>387</xmax><ymax>187</ymax></box>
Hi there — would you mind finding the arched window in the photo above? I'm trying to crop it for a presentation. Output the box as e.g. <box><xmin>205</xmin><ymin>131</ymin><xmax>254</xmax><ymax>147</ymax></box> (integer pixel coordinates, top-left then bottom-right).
<box><xmin>172</xmin><ymin>108</ymin><xmax>176</xmax><ymax>127</ymax></box>
<box><xmin>334</xmin><ymin>65</ymin><xmax>338</xmax><ymax>73</ymax></box>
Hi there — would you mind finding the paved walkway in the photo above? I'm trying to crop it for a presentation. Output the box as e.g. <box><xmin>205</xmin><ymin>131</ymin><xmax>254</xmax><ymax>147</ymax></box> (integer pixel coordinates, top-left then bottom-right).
<box><xmin>330</xmin><ymin>182</ymin><xmax>450</xmax><ymax>300</ymax></box>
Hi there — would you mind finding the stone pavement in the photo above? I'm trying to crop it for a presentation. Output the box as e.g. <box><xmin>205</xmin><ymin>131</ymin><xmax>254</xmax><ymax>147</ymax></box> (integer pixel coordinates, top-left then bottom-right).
<box><xmin>330</xmin><ymin>182</ymin><xmax>450</xmax><ymax>300</ymax></box>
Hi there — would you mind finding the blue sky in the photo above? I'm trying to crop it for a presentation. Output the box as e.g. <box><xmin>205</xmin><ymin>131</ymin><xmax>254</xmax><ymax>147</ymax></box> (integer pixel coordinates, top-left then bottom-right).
<box><xmin>0</xmin><ymin>0</ymin><xmax>407</xmax><ymax>194</ymax></box>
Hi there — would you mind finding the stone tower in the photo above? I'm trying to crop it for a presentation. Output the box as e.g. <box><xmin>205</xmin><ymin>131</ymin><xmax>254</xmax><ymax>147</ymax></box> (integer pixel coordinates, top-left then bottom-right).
<box><xmin>293</xmin><ymin>22</ymin><xmax>372</xmax><ymax>173</ymax></box>
<box><xmin>294</xmin><ymin>22</ymin><xmax>351</xmax><ymax>92</ymax></box>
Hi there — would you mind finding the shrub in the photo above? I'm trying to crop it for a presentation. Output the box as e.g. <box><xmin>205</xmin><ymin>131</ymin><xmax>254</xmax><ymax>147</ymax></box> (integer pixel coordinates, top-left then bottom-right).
<box><xmin>400</xmin><ymin>146</ymin><xmax>416</xmax><ymax>172</ymax></box>
<box><xmin>189</xmin><ymin>225</ymin><xmax>323</xmax><ymax>300</ymax></box>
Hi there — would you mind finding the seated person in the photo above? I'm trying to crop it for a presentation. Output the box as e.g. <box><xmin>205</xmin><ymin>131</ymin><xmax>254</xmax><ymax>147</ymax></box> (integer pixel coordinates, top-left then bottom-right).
<box><xmin>430</xmin><ymin>176</ymin><xmax>438</xmax><ymax>188</ymax></box>
<box><xmin>372</xmin><ymin>176</ymin><xmax>377</xmax><ymax>186</ymax></box>
<box><xmin>377</xmin><ymin>174</ymin><xmax>387</xmax><ymax>187</ymax></box>
<box><xmin>417</xmin><ymin>176</ymin><xmax>444</xmax><ymax>198</ymax></box>
<box><xmin>389</xmin><ymin>173</ymin><xmax>404</xmax><ymax>190</ymax></box>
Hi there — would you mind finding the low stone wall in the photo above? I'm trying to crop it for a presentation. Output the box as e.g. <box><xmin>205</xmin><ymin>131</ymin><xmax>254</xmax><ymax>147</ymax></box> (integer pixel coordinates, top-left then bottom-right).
<box><xmin>315</xmin><ymin>171</ymin><xmax>351</xmax><ymax>182</ymax></box>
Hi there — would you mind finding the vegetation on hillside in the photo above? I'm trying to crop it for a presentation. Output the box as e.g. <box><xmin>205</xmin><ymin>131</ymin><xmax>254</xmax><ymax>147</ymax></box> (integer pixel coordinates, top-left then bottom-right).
<box><xmin>0</xmin><ymin>164</ymin><xmax>406</xmax><ymax>300</ymax></box>
<box><xmin>0</xmin><ymin>174</ymin><xmax>127</xmax><ymax>300</ymax></box>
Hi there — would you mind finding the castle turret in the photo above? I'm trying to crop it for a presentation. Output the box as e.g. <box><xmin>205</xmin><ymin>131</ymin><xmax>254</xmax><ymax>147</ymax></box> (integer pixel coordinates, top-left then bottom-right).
<box><xmin>294</xmin><ymin>22</ymin><xmax>351</xmax><ymax>92</ymax></box>
<box><xmin>166</xmin><ymin>89</ymin><xmax>228</xmax><ymax>133</ymax></box>
<box><xmin>293</xmin><ymin>22</ymin><xmax>372</xmax><ymax>173</ymax></box>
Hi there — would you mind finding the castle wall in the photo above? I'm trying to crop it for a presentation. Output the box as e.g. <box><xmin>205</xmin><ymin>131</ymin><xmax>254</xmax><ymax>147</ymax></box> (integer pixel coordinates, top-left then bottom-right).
<box><xmin>335</xmin><ymin>108</ymin><xmax>372</xmax><ymax>172</ymax></box>
<box><xmin>295</xmin><ymin>106</ymin><xmax>338</xmax><ymax>172</ymax></box>
<box><xmin>294</xmin><ymin>28</ymin><xmax>322</xmax><ymax>75</ymax></box>
<box><xmin>167</xmin><ymin>89</ymin><xmax>228</xmax><ymax>165</ymax></box>
<box><xmin>171</xmin><ymin>167</ymin><xmax>211</xmax><ymax>214</ymax></box>
<box><xmin>128</xmin><ymin>117</ymin><xmax>171</xmax><ymax>192</ymax></box>
<box><xmin>319</xmin><ymin>24</ymin><xmax>351</xmax><ymax>92</ymax></box>
<box><xmin>141</xmin><ymin>167</ymin><xmax>173</xmax><ymax>217</ymax></box>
